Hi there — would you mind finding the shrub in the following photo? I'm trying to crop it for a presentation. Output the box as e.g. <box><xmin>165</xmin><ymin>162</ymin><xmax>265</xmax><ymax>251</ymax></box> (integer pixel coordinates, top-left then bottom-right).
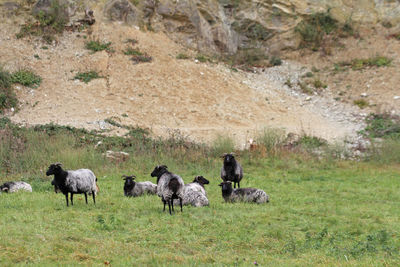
<box><xmin>123</xmin><ymin>48</ymin><xmax>143</xmax><ymax>56</ymax></box>
<box><xmin>11</xmin><ymin>69</ymin><xmax>42</xmax><ymax>88</ymax></box>
<box><xmin>131</xmin><ymin>54</ymin><xmax>152</xmax><ymax>64</ymax></box>
<box><xmin>353</xmin><ymin>99</ymin><xmax>369</xmax><ymax>109</ymax></box>
<box><xmin>361</xmin><ymin>113</ymin><xmax>400</xmax><ymax>139</ymax></box>
<box><xmin>295</xmin><ymin>12</ymin><xmax>338</xmax><ymax>50</ymax></box>
<box><xmin>313</xmin><ymin>79</ymin><xmax>327</xmax><ymax>89</ymax></box>
<box><xmin>297</xmin><ymin>135</ymin><xmax>327</xmax><ymax>149</ymax></box>
<box><xmin>337</xmin><ymin>56</ymin><xmax>392</xmax><ymax>71</ymax></box>
<box><xmin>269</xmin><ymin>56</ymin><xmax>282</xmax><ymax>66</ymax></box>
<box><xmin>0</xmin><ymin>67</ymin><xmax>18</xmax><ymax>113</ymax></box>
<box><xmin>74</xmin><ymin>71</ymin><xmax>102</xmax><ymax>83</ymax></box>
<box><xmin>85</xmin><ymin>40</ymin><xmax>113</xmax><ymax>53</ymax></box>
<box><xmin>176</xmin><ymin>53</ymin><xmax>190</xmax><ymax>60</ymax></box>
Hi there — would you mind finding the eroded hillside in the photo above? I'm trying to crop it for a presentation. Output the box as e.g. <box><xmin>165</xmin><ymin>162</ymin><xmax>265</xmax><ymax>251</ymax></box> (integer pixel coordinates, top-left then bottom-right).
<box><xmin>1</xmin><ymin>0</ymin><xmax>400</xmax><ymax>147</ymax></box>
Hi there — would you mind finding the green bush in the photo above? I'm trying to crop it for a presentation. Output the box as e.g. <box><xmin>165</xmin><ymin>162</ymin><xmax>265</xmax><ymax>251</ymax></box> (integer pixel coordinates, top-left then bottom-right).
<box><xmin>176</xmin><ymin>53</ymin><xmax>190</xmax><ymax>60</ymax></box>
<box><xmin>11</xmin><ymin>69</ymin><xmax>42</xmax><ymax>88</ymax></box>
<box><xmin>0</xmin><ymin>67</ymin><xmax>18</xmax><ymax>113</ymax></box>
<box><xmin>361</xmin><ymin>113</ymin><xmax>400</xmax><ymax>139</ymax></box>
<box><xmin>85</xmin><ymin>40</ymin><xmax>113</xmax><ymax>53</ymax></box>
<box><xmin>353</xmin><ymin>99</ymin><xmax>369</xmax><ymax>109</ymax></box>
<box><xmin>74</xmin><ymin>71</ymin><xmax>102</xmax><ymax>83</ymax></box>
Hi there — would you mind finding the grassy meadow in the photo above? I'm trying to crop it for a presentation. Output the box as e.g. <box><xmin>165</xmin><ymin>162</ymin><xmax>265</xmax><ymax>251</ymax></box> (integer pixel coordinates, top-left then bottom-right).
<box><xmin>0</xmin><ymin>119</ymin><xmax>400</xmax><ymax>266</ymax></box>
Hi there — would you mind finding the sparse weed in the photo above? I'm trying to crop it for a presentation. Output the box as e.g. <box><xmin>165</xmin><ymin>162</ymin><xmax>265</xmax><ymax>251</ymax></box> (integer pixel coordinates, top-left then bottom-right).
<box><xmin>269</xmin><ymin>56</ymin><xmax>282</xmax><ymax>66</ymax></box>
<box><xmin>353</xmin><ymin>99</ymin><xmax>369</xmax><ymax>109</ymax></box>
<box><xmin>313</xmin><ymin>78</ymin><xmax>327</xmax><ymax>89</ymax></box>
<box><xmin>74</xmin><ymin>71</ymin><xmax>102</xmax><ymax>83</ymax></box>
<box><xmin>0</xmin><ymin>67</ymin><xmax>18</xmax><ymax>113</ymax></box>
<box><xmin>123</xmin><ymin>47</ymin><xmax>143</xmax><ymax>56</ymax></box>
<box><xmin>176</xmin><ymin>53</ymin><xmax>190</xmax><ymax>60</ymax></box>
<box><xmin>85</xmin><ymin>40</ymin><xmax>113</xmax><ymax>53</ymax></box>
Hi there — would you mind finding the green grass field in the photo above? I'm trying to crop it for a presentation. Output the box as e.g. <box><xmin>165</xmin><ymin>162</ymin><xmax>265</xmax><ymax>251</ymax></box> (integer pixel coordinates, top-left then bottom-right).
<box><xmin>0</xmin><ymin>121</ymin><xmax>399</xmax><ymax>266</ymax></box>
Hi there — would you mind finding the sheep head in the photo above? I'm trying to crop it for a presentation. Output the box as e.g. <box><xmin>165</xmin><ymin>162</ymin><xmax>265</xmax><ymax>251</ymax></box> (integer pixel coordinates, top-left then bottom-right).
<box><xmin>46</xmin><ymin>162</ymin><xmax>63</xmax><ymax>176</ymax></box>
<box><xmin>218</xmin><ymin>181</ymin><xmax>233</xmax><ymax>191</ymax></box>
<box><xmin>222</xmin><ymin>153</ymin><xmax>236</xmax><ymax>164</ymax></box>
<box><xmin>193</xmin><ymin>175</ymin><xmax>209</xmax><ymax>186</ymax></box>
<box><xmin>150</xmin><ymin>165</ymin><xmax>168</xmax><ymax>178</ymax></box>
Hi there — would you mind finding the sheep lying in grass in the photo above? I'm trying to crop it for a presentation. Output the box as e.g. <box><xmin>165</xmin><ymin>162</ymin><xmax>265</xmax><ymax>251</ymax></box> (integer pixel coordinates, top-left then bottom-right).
<box><xmin>46</xmin><ymin>162</ymin><xmax>97</xmax><ymax>206</ymax></box>
<box><xmin>122</xmin><ymin>175</ymin><xmax>157</xmax><ymax>197</ymax></box>
<box><xmin>173</xmin><ymin>175</ymin><xmax>210</xmax><ymax>207</ymax></box>
<box><xmin>221</xmin><ymin>153</ymin><xmax>243</xmax><ymax>188</ymax></box>
<box><xmin>150</xmin><ymin>165</ymin><xmax>184</xmax><ymax>215</ymax></box>
<box><xmin>0</xmin><ymin>181</ymin><xmax>32</xmax><ymax>193</ymax></box>
<box><xmin>218</xmin><ymin>181</ymin><xmax>269</xmax><ymax>204</ymax></box>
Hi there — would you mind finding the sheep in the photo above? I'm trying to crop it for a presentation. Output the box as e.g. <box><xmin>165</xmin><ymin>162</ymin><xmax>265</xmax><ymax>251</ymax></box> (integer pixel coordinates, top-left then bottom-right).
<box><xmin>150</xmin><ymin>165</ymin><xmax>184</xmax><ymax>215</ymax></box>
<box><xmin>46</xmin><ymin>162</ymin><xmax>97</xmax><ymax>206</ymax></box>
<box><xmin>51</xmin><ymin>178</ymin><xmax>99</xmax><ymax>195</ymax></box>
<box><xmin>122</xmin><ymin>175</ymin><xmax>157</xmax><ymax>197</ymax></box>
<box><xmin>218</xmin><ymin>181</ymin><xmax>269</xmax><ymax>204</ymax></box>
<box><xmin>173</xmin><ymin>175</ymin><xmax>210</xmax><ymax>207</ymax></box>
<box><xmin>0</xmin><ymin>181</ymin><xmax>32</xmax><ymax>193</ymax></box>
<box><xmin>221</xmin><ymin>153</ymin><xmax>243</xmax><ymax>188</ymax></box>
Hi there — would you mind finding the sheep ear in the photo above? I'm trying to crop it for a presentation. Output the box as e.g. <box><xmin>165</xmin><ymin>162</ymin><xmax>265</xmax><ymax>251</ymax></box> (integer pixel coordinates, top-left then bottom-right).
<box><xmin>131</xmin><ymin>175</ymin><xmax>136</xmax><ymax>179</ymax></box>
<box><xmin>221</xmin><ymin>153</ymin><xmax>227</xmax><ymax>158</ymax></box>
<box><xmin>122</xmin><ymin>175</ymin><xmax>127</xmax><ymax>179</ymax></box>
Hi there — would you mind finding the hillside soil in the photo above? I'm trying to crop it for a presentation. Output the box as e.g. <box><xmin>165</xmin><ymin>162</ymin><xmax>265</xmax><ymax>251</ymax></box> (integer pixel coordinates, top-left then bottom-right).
<box><xmin>1</xmin><ymin>6</ymin><xmax>400</xmax><ymax>146</ymax></box>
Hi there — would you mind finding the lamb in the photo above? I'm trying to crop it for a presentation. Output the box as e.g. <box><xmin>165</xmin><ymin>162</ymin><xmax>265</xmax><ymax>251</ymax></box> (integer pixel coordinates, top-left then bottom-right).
<box><xmin>122</xmin><ymin>175</ymin><xmax>157</xmax><ymax>197</ymax></box>
<box><xmin>46</xmin><ymin>162</ymin><xmax>97</xmax><ymax>206</ymax></box>
<box><xmin>173</xmin><ymin>175</ymin><xmax>210</xmax><ymax>207</ymax></box>
<box><xmin>218</xmin><ymin>181</ymin><xmax>269</xmax><ymax>204</ymax></box>
<box><xmin>221</xmin><ymin>153</ymin><xmax>243</xmax><ymax>188</ymax></box>
<box><xmin>150</xmin><ymin>165</ymin><xmax>184</xmax><ymax>215</ymax></box>
<box><xmin>0</xmin><ymin>181</ymin><xmax>32</xmax><ymax>193</ymax></box>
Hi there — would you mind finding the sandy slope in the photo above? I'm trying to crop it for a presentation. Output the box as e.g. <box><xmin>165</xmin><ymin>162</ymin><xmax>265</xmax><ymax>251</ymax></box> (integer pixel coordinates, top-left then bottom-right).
<box><xmin>2</xmin><ymin>14</ymin><xmax>391</xmax><ymax>146</ymax></box>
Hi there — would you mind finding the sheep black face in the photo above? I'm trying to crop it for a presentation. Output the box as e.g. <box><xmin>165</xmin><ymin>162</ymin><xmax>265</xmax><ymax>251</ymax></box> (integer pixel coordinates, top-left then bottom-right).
<box><xmin>219</xmin><ymin>181</ymin><xmax>232</xmax><ymax>190</ymax></box>
<box><xmin>122</xmin><ymin>175</ymin><xmax>136</xmax><ymax>193</ymax></box>
<box><xmin>46</xmin><ymin>163</ymin><xmax>62</xmax><ymax>176</ymax></box>
<box><xmin>194</xmin><ymin>176</ymin><xmax>209</xmax><ymax>186</ymax></box>
<box><xmin>150</xmin><ymin>165</ymin><xmax>168</xmax><ymax>178</ymax></box>
<box><xmin>222</xmin><ymin>153</ymin><xmax>235</xmax><ymax>165</ymax></box>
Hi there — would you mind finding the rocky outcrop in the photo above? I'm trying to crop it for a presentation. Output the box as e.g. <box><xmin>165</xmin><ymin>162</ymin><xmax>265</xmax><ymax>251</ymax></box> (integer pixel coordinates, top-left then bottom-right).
<box><xmin>102</xmin><ymin>0</ymin><xmax>400</xmax><ymax>56</ymax></box>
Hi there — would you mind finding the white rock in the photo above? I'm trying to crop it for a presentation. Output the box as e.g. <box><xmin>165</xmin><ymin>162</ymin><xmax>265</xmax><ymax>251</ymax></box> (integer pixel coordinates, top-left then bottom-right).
<box><xmin>361</xmin><ymin>93</ymin><xmax>367</xmax><ymax>97</ymax></box>
<box><xmin>394</xmin><ymin>96</ymin><xmax>400</xmax><ymax>100</ymax></box>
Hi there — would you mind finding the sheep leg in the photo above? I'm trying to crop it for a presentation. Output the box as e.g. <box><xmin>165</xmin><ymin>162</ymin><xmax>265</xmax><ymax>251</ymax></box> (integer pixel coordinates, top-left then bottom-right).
<box><xmin>171</xmin><ymin>198</ymin><xmax>175</xmax><ymax>212</ymax></box>
<box><xmin>92</xmin><ymin>192</ymin><xmax>96</xmax><ymax>205</ymax></box>
<box><xmin>65</xmin><ymin>193</ymin><xmax>69</xmax><ymax>207</ymax></box>
<box><xmin>70</xmin><ymin>193</ymin><xmax>74</xmax><ymax>206</ymax></box>
<box><xmin>162</xmin><ymin>199</ymin><xmax>166</xmax><ymax>212</ymax></box>
<box><xmin>168</xmin><ymin>200</ymin><xmax>172</xmax><ymax>215</ymax></box>
<box><xmin>84</xmin><ymin>193</ymin><xmax>88</xmax><ymax>204</ymax></box>
<box><xmin>179</xmin><ymin>197</ymin><xmax>183</xmax><ymax>212</ymax></box>
<box><xmin>237</xmin><ymin>181</ymin><xmax>240</xmax><ymax>188</ymax></box>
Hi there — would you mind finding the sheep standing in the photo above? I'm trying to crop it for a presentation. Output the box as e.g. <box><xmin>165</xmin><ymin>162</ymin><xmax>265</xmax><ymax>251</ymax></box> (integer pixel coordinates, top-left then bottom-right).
<box><xmin>218</xmin><ymin>181</ymin><xmax>269</xmax><ymax>204</ymax></box>
<box><xmin>173</xmin><ymin>176</ymin><xmax>210</xmax><ymax>207</ymax></box>
<box><xmin>0</xmin><ymin>181</ymin><xmax>32</xmax><ymax>193</ymax></box>
<box><xmin>122</xmin><ymin>175</ymin><xmax>157</xmax><ymax>197</ymax></box>
<box><xmin>150</xmin><ymin>165</ymin><xmax>184</xmax><ymax>215</ymax></box>
<box><xmin>46</xmin><ymin>163</ymin><xmax>97</xmax><ymax>206</ymax></box>
<box><xmin>221</xmin><ymin>153</ymin><xmax>243</xmax><ymax>188</ymax></box>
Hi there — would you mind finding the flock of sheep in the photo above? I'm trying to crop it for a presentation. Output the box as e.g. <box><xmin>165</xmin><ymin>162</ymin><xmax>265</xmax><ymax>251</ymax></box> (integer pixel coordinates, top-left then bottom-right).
<box><xmin>0</xmin><ymin>153</ymin><xmax>269</xmax><ymax>215</ymax></box>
